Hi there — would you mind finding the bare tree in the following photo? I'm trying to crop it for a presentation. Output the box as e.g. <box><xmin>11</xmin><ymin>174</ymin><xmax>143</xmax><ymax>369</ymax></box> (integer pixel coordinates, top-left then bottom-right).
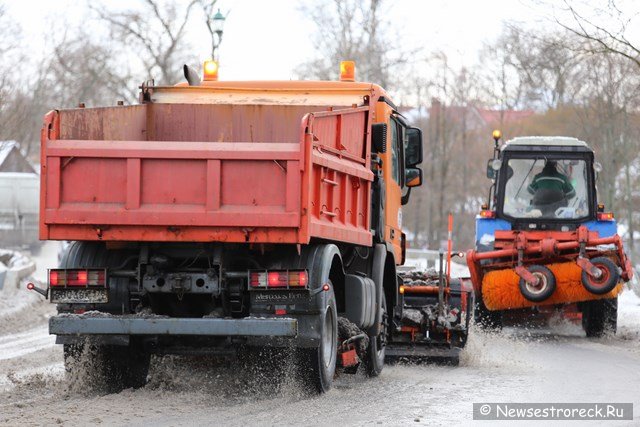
<box><xmin>556</xmin><ymin>0</ymin><xmax>640</xmax><ymax>69</ymax></box>
<box><xmin>1</xmin><ymin>22</ymin><xmax>136</xmax><ymax>156</ymax></box>
<box><xmin>197</xmin><ymin>0</ymin><xmax>222</xmax><ymax>60</ymax></box>
<box><xmin>296</xmin><ymin>0</ymin><xmax>410</xmax><ymax>89</ymax></box>
<box><xmin>91</xmin><ymin>0</ymin><xmax>200</xmax><ymax>85</ymax></box>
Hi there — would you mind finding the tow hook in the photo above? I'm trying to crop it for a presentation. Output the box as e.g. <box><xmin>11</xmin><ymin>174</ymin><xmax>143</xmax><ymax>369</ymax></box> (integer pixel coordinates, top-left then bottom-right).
<box><xmin>26</xmin><ymin>282</ymin><xmax>49</xmax><ymax>299</ymax></box>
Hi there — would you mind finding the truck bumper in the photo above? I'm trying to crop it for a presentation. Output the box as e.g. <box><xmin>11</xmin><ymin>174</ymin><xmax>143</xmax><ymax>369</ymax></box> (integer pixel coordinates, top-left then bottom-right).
<box><xmin>49</xmin><ymin>315</ymin><xmax>298</xmax><ymax>337</ymax></box>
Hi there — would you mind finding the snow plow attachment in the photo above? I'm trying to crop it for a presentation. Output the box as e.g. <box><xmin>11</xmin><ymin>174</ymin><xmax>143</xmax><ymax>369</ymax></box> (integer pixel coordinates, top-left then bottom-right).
<box><xmin>386</xmin><ymin>267</ymin><xmax>474</xmax><ymax>365</ymax></box>
<box><xmin>467</xmin><ymin>226</ymin><xmax>632</xmax><ymax>311</ymax></box>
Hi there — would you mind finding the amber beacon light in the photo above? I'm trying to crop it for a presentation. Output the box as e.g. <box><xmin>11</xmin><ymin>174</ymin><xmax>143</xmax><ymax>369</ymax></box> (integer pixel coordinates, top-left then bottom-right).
<box><xmin>339</xmin><ymin>61</ymin><xmax>356</xmax><ymax>82</ymax></box>
<box><xmin>203</xmin><ymin>60</ymin><xmax>219</xmax><ymax>81</ymax></box>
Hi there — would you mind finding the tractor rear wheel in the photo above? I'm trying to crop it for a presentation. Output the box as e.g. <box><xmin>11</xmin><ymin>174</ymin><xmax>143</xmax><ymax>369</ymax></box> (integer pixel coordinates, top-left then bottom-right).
<box><xmin>582</xmin><ymin>297</ymin><xmax>617</xmax><ymax>338</ymax></box>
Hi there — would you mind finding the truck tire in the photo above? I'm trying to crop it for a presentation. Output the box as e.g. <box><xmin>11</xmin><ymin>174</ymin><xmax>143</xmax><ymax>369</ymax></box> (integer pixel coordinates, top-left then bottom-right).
<box><xmin>99</xmin><ymin>343</ymin><xmax>150</xmax><ymax>393</ymax></box>
<box><xmin>582</xmin><ymin>297</ymin><xmax>617</xmax><ymax>338</ymax></box>
<box><xmin>365</xmin><ymin>293</ymin><xmax>387</xmax><ymax>377</ymax></box>
<box><xmin>63</xmin><ymin>341</ymin><xmax>150</xmax><ymax>393</ymax></box>
<box><xmin>581</xmin><ymin>257</ymin><xmax>620</xmax><ymax>295</ymax></box>
<box><xmin>298</xmin><ymin>284</ymin><xmax>337</xmax><ymax>393</ymax></box>
<box><xmin>59</xmin><ymin>241</ymin><xmax>132</xmax><ymax>313</ymax></box>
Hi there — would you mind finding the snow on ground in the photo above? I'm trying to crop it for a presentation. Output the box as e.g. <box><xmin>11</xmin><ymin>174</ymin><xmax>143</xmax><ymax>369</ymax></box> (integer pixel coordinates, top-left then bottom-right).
<box><xmin>0</xmin><ymin>245</ymin><xmax>638</xmax><ymax>426</ymax></box>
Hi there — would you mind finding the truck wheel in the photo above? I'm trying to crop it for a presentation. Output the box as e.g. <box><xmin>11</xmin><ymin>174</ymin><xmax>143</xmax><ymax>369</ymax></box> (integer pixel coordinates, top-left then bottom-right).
<box><xmin>582</xmin><ymin>297</ymin><xmax>618</xmax><ymax>338</ymax></box>
<box><xmin>365</xmin><ymin>293</ymin><xmax>387</xmax><ymax>377</ymax></box>
<box><xmin>298</xmin><ymin>285</ymin><xmax>337</xmax><ymax>393</ymax></box>
<box><xmin>63</xmin><ymin>341</ymin><xmax>150</xmax><ymax>393</ymax></box>
<box><xmin>581</xmin><ymin>257</ymin><xmax>620</xmax><ymax>295</ymax></box>
<box><xmin>518</xmin><ymin>265</ymin><xmax>556</xmax><ymax>302</ymax></box>
<box><xmin>98</xmin><ymin>343</ymin><xmax>150</xmax><ymax>393</ymax></box>
<box><xmin>475</xmin><ymin>297</ymin><xmax>503</xmax><ymax>330</ymax></box>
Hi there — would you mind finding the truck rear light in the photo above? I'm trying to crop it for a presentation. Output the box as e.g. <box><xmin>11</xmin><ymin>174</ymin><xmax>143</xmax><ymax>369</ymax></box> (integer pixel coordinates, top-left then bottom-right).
<box><xmin>268</xmin><ymin>271</ymin><xmax>287</xmax><ymax>287</ymax></box>
<box><xmin>249</xmin><ymin>270</ymin><xmax>309</xmax><ymax>289</ymax></box>
<box><xmin>288</xmin><ymin>271</ymin><xmax>308</xmax><ymax>287</ymax></box>
<box><xmin>48</xmin><ymin>269</ymin><xmax>107</xmax><ymax>287</ymax></box>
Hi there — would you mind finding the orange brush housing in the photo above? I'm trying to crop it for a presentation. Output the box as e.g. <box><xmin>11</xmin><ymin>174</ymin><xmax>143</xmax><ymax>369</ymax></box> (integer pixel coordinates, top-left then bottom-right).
<box><xmin>482</xmin><ymin>261</ymin><xmax>623</xmax><ymax>311</ymax></box>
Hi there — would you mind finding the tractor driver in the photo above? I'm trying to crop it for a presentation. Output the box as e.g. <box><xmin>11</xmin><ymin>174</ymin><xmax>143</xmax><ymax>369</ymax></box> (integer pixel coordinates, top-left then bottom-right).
<box><xmin>527</xmin><ymin>160</ymin><xmax>576</xmax><ymax>215</ymax></box>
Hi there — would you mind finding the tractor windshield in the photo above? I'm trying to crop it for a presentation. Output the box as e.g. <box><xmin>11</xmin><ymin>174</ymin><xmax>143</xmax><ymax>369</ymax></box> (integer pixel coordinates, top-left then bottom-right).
<box><xmin>502</xmin><ymin>158</ymin><xmax>590</xmax><ymax>220</ymax></box>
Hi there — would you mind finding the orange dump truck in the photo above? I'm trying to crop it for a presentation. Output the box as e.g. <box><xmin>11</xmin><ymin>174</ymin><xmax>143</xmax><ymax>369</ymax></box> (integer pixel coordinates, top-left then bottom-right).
<box><xmin>29</xmin><ymin>63</ymin><xmax>446</xmax><ymax>393</ymax></box>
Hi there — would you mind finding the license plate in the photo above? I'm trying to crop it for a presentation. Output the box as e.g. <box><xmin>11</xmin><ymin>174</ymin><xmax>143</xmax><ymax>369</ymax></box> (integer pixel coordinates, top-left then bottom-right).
<box><xmin>250</xmin><ymin>291</ymin><xmax>309</xmax><ymax>305</ymax></box>
<box><xmin>50</xmin><ymin>288</ymin><xmax>108</xmax><ymax>304</ymax></box>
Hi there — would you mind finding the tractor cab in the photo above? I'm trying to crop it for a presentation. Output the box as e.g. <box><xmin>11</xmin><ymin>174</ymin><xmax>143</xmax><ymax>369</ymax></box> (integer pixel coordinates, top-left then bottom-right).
<box><xmin>489</xmin><ymin>136</ymin><xmax>599</xmax><ymax>230</ymax></box>
<box><xmin>467</xmin><ymin>133</ymin><xmax>633</xmax><ymax>336</ymax></box>
<box><xmin>475</xmin><ymin>133</ymin><xmax>618</xmax><ymax>253</ymax></box>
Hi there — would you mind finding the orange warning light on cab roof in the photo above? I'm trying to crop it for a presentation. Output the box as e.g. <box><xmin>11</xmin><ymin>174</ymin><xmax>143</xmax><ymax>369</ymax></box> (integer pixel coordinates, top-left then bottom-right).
<box><xmin>203</xmin><ymin>60</ymin><xmax>219</xmax><ymax>81</ymax></box>
<box><xmin>340</xmin><ymin>61</ymin><xmax>356</xmax><ymax>82</ymax></box>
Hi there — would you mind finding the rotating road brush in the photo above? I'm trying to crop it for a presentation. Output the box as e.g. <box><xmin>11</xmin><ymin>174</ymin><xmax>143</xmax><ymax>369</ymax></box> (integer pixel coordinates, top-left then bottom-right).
<box><xmin>481</xmin><ymin>261</ymin><xmax>622</xmax><ymax>311</ymax></box>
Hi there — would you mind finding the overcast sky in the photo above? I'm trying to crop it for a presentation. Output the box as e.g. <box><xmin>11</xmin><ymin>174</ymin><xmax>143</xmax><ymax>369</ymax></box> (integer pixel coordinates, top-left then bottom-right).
<box><xmin>7</xmin><ymin>0</ymin><xmax>552</xmax><ymax>81</ymax></box>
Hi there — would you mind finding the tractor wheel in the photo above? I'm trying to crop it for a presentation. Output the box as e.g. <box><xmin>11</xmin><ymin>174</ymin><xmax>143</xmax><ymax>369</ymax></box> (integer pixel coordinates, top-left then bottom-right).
<box><xmin>297</xmin><ymin>283</ymin><xmax>337</xmax><ymax>393</ymax></box>
<box><xmin>475</xmin><ymin>296</ymin><xmax>503</xmax><ymax>331</ymax></box>
<box><xmin>582</xmin><ymin>297</ymin><xmax>618</xmax><ymax>337</ymax></box>
<box><xmin>581</xmin><ymin>257</ymin><xmax>620</xmax><ymax>295</ymax></box>
<box><xmin>518</xmin><ymin>265</ymin><xmax>556</xmax><ymax>302</ymax></box>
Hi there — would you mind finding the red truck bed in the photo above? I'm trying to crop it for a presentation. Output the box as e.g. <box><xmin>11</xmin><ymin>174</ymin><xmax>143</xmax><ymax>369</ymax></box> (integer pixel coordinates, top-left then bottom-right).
<box><xmin>40</xmin><ymin>101</ymin><xmax>373</xmax><ymax>246</ymax></box>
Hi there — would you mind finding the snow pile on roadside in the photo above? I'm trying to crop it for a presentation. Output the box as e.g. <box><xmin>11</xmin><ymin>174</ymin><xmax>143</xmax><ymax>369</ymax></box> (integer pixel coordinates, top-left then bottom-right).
<box><xmin>0</xmin><ymin>248</ymin><xmax>36</xmax><ymax>294</ymax></box>
<box><xmin>617</xmin><ymin>289</ymin><xmax>640</xmax><ymax>343</ymax></box>
<box><xmin>0</xmin><ymin>248</ymin><xmax>46</xmax><ymax>321</ymax></box>
<box><xmin>0</xmin><ymin>249</ymin><xmax>33</xmax><ymax>269</ymax></box>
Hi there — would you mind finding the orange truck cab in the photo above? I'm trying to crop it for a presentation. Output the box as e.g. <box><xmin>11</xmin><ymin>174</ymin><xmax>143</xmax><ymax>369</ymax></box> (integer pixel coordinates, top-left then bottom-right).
<box><xmin>35</xmin><ymin>63</ymin><xmax>425</xmax><ymax>393</ymax></box>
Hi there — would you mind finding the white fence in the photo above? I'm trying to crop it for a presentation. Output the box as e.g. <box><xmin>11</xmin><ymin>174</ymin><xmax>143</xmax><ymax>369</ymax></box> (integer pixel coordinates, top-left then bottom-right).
<box><xmin>402</xmin><ymin>248</ymin><xmax>470</xmax><ymax>278</ymax></box>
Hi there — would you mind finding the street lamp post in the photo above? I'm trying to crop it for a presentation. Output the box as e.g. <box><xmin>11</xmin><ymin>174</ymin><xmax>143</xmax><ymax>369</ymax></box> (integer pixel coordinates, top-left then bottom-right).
<box><xmin>209</xmin><ymin>8</ymin><xmax>226</xmax><ymax>61</ymax></box>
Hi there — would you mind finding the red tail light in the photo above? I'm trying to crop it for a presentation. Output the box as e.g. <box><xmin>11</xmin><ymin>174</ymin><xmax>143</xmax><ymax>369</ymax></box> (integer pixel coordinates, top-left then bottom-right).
<box><xmin>48</xmin><ymin>269</ymin><xmax>107</xmax><ymax>287</ymax></box>
<box><xmin>268</xmin><ymin>271</ymin><xmax>287</xmax><ymax>287</ymax></box>
<box><xmin>249</xmin><ymin>270</ymin><xmax>309</xmax><ymax>289</ymax></box>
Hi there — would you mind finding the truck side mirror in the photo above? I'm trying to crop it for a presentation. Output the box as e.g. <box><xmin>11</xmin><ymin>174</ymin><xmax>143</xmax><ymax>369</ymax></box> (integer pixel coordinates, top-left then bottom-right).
<box><xmin>405</xmin><ymin>167</ymin><xmax>422</xmax><ymax>187</ymax></box>
<box><xmin>405</xmin><ymin>127</ymin><xmax>423</xmax><ymax>167</ymax></box>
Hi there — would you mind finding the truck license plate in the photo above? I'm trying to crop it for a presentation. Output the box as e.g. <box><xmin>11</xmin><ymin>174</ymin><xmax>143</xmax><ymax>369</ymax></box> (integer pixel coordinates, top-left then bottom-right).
<box><xmin>50</xmin><ymin>288</ymin><xmax>108</xmax><ymax>304</ymax></box>
<box><xmin>250</xmin><ymin>291</ymin><xmax>308</xmax><ymax>305</ymax></box>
